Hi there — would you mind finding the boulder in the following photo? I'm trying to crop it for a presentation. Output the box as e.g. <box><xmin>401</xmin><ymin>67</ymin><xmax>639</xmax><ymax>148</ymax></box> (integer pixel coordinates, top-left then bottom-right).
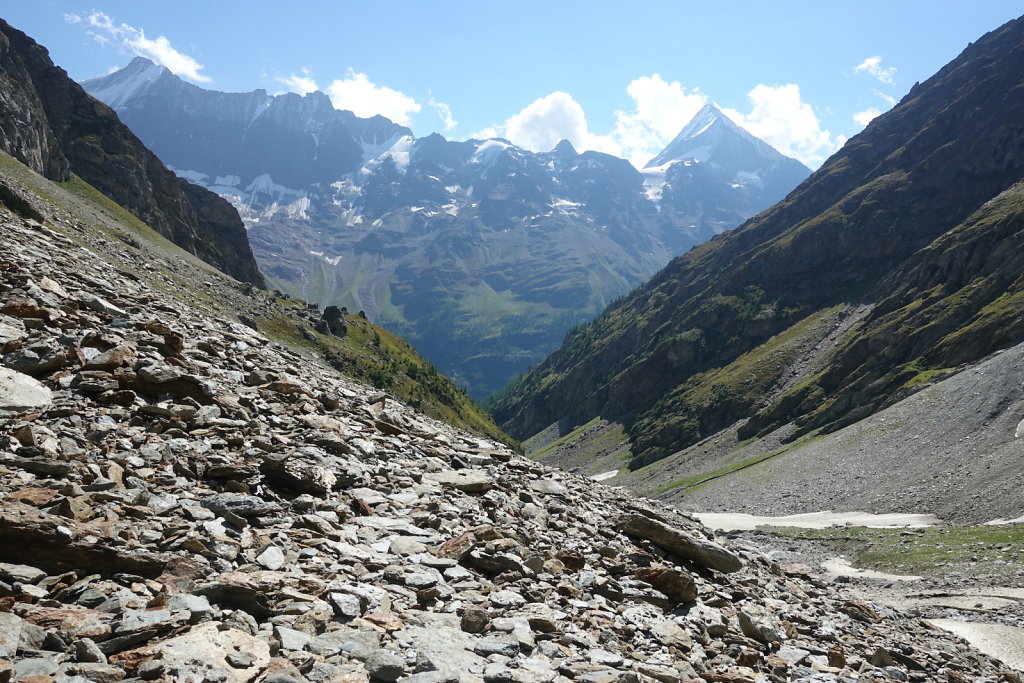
<box><xmin>0</xmin><ymin>367</ymin><xmax>51</xmax><ymax>412</ymax></box>
<box><xmin>615</xmin><ymin>513</ymin><xmax>742</xmax><ymax>573</ymax></box>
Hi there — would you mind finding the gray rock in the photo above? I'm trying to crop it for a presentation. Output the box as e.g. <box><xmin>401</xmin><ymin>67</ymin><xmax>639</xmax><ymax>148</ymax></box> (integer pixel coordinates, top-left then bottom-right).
<box><xmin>473</xmin><ymin>637</ymin><xmax>520</xmax><ymax>658</ymax></box>
<box><xmin>0</xmin><ymin>562</ymin><xmax>46</xmax><ymax>584</ymax></box>
<box><xmin>79</xmin><ymin>294</ymin><xmax>127</xmax><ymax>317</ymax></box>
<box><xmin>309</xmin><ymin>628</ymin><xmax>380</xmax><ymax>659</ymax></box>
<box><xmin>201</xmin><ymin>493</ymin><xmax>280</xmax><ymax>518</ymax></box>
<box><xmin>75</xmin><ymin>637</ymin><xmax>107</xmax><ymax>663</ymax></box>
<box><xmin>365</xmin><ymin>650</ymin><xmax>405</xmax><ymax>681</ymax></box>
<box><xmin>274</xmin><ymin>625</ymin><xmax>312</xmax><ymax>652</ymax></box>
<box><xmin>0</xmin><ymin>612</ymin><xmax>22</xmax><ymax>658</ymax></box>
<box><xmin>424</xmin><ymin>470</ymin><xmax>494</xmax><ymax>493</ymax></box>
<box><xmin>0</xmin><ymin>367</ymin><xmax>52</xmax><ymax>412</ymax></box>
<box><xmin>739</xmin><ymin>607</ymin><xmax>784</xmax><ymax>644</ymax></box>
<box><xmin>255</xmin><ymin>544</ymin><xmax>286</xmax><ymax>570</ymax></box>
<box><xmin>615</xmin><ymin>513</ymin><xmax>742</xmax><ymax>573</ymax></box>
<box><xmin>489</xmin><ymin>590</ymin><xmax>527</xmax><ymax>608</ymax></box>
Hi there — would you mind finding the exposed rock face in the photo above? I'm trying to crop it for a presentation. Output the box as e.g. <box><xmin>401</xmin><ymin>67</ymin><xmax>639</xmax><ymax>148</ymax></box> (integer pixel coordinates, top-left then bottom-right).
<box><xmin>493</xmin><ymin>15</ymin><xmax>1024</xmax><ymax>466</ymax></box>
<box><xmin>0</xmin><ymin>19</ymin><xmax>265</xmax><ymax>288</ymax></box>
<box><xmin>0</xmin><ymin>176</ymin><xmax>1016</xmax><ymax>682</ymax></box>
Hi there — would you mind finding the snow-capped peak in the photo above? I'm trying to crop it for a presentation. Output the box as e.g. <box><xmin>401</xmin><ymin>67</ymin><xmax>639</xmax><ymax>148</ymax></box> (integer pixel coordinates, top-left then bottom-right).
<box><xmin>646</xmin><ymin>103</ymin><xmax>803</xmax><ymax>172</ymax></box>
<box><xmin>81</xmin><ymin>57</ymin><xmax>167</xmax><ymax>110</ymax></box>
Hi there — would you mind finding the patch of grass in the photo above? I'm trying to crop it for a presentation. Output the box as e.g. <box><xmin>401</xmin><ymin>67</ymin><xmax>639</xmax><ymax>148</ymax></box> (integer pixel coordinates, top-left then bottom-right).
<box><xmin>765</xmin><ymin>524</ymin><xmax>1024</xmax><ymax>576</ymax></box>
<box><xmin>528</xmin><ymin>417</ymin><xmax>602</xmax><ymax>461</ymax></box>
<box><xmin>649</xmin><ymin>430</ymin><xmax>824</xmax><ymax>495</ymax></box>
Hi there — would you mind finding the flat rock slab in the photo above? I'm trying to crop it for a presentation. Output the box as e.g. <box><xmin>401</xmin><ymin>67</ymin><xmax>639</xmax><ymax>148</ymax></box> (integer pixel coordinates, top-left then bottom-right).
<box><xmin>615</xmin><ymin>513</ymin><xmax>742</xmax><ymax>573</ymax></box>
<box><xmin>124</xmin><ymin>621</ymin><xmax>271</xmax><ymax>683</ymax></box>
<box><xmin>393</xmin><ymin>613</ymin><xmax>486</xmax><ymax>678</ymax></box>
<box><xmin>423</xmin><ymin>470</ymin><xmax>493</xmax><ymax>493</ymax></box>
<box><xmin>0</xmin><ymin>367</ymin><xmax>52</xmax><ymax>412</ymax></box>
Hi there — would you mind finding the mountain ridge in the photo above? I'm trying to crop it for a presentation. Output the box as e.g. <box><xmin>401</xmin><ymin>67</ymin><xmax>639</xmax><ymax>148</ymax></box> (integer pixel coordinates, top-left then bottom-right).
<box><xmin>82</xmin><ymin>62</ymin><xmax>810</xmax><ymax>396</ymax></box>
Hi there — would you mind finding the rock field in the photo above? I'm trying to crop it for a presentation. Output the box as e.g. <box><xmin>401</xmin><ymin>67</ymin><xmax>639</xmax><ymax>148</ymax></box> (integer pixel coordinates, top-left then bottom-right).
<box><xmin>1</xmin><ymin>207</ymin><xmax>1021</xmax><ymax>682</ymax></box>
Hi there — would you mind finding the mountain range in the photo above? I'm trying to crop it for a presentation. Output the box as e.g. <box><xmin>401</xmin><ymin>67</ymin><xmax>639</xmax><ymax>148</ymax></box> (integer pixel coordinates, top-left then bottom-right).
<box><xmin>82</xmin><ymin>61</ymin><xmax>809</xmax><ymax>396</ymax></box>
<box><xmin>489</xmin><ymin>15</ymin><xmax>1024</xmax><ymax>517</ymax></box>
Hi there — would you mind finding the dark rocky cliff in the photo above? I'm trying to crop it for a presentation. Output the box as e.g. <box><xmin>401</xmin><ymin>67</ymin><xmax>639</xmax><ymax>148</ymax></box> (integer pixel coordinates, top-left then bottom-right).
<box><xmin>0</xmin><ymin>19</ymin><xmax>264</xmax><ymax>287</ymax></box>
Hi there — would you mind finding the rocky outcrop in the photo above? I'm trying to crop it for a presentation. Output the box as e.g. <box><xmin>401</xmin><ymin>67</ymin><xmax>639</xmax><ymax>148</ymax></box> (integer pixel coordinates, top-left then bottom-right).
<box><xmin>0</xmin><ymin>19</ymin><xmax>264</xmax><ymax>287</ymax></box>
<box><xmin>0</xmin><ymin>195</ymin><xmax>1015</xmax><ymax>679</ymax></box>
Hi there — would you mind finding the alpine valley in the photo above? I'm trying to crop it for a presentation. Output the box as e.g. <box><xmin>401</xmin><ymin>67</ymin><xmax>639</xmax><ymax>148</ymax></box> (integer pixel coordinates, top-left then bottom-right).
<box><xmin>81</xmin><ymin>60</ymin><xmax>809</xmax><ymax>397</ymax></box>
<box><xmin>490</xmin><ymin>15</ymin><xmax>1024</xmax><ymax>525</ymax></box>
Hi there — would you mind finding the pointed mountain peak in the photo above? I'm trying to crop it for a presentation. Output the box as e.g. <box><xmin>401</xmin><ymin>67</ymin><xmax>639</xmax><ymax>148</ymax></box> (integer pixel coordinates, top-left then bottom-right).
<box><xmin>551</xmin><ymin>139</ymin><xmax>578</xmax><ymax>157</ymax></box>
<box><xmin>82</xmin><ymin>57</ymin><xmax>171</xmax><ymax>110</ymax></box>
<box><xmin>646</xmin><ymin>102</ymin><xmax>806</xmax><ymax>172</ymax></box>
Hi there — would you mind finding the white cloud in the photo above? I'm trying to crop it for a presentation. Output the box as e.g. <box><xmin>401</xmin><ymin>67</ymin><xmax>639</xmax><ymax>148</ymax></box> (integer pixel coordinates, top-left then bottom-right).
<box><xmin>473</xmin><ymin>77</ymin><xmax>841</xmax><ymax>169</ymax></box>
<box><xmin>873</xmin><ymin>89</ymin><xmax>897</xmax><ymax>106</ymax></box>
<box><xmin>69</xmin><ymin>11</ymin><xmax>211</xmax><ymax>83</ymax></box>
<box><xmin>853</xmin><ymin>107</ymin><xmax>882</xmax><ymax>127</ymax></box>
<box><xmin>612</xmin><ymin>74</ymin><xmax>708</xmax><ymax>167</ymax></box>
<box><xmin>472</xmin><ymin>75</ymin><xmax>704</xmax><ymax>165</ymax></box>
<box><xmin>326</xmin><ymin>69</ymin><xmax>421</xmax><ymax>125</ymax></box>
<box><xmin>468</xmin><ymin>125</ymin><xmax>502</xmax><ymax>141</ymax></box>
<box><xmin>497</xmin><ymin>92</ymin><xmax>618</xmax><ymax>156</ymax></box>
<box><xmin>278</xmin><ymin>67</ymin><xmax>319</xmax><ymax>95</ymax></box>
<box><xmin>855</xmin><ymin>56</ymin><xmax>897</xmax><ymax>85</ymax></box>
<box><xmin>429</xmin><ymin>96</ymin><xmax>458</xmax><ymax>132</ymax></box>
<box><xmin>722</xmin><ymin>84</ymin><xmax>841</xmax><ymax>168</ymax></box>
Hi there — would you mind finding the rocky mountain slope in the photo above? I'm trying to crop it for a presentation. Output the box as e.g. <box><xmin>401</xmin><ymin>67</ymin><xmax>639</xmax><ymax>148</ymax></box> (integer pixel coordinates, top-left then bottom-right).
<box><xmin>81</xmin><ymin>63</ymin><xmax>808</xmax><ymax>396</ymax></box>
<box><xmin>0</xmin><ymin>140</ymin><xmax>1017</xmax><ymax>683</ymax></box>
<box><xmin>0</xmin><ymin>20</ymin><xmax>264</xmax><ymax>287</ymax></box>
<box><xmin>0</xmin><ymin>143</ymin><xmax>506</xmax><ymax>446</ymax></box>
<box><xmin>491</xmin><ymin>16</ymin><xmax>1024</xmax><ymax>474</ymax></box>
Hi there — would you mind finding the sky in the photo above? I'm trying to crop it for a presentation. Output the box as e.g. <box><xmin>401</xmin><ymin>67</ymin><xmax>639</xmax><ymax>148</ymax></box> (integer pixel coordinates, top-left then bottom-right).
<box><xmin>5</xmin><ymin>2</ymin><xmax>1022</xmax><ymax>169</ymax></box>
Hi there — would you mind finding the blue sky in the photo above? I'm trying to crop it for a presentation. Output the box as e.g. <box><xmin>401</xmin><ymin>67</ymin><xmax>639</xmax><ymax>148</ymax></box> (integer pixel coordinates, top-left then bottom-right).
<box><xmin>6</xmin><ymin>2</ymin><xmax>1022</xmax><ymax>168</ymax></box>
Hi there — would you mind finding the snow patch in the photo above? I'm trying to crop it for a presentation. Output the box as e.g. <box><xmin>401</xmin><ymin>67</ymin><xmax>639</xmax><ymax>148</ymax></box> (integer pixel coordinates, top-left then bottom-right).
<box><xmin>360</xmin><ymin>131</ymin><xmax>406</xmax><ymax>164</ymax></box>
<box><xmin>214</xmin><ymin>174</ymin><xmax>241</xmax><ymax>187</ymax></box>
<box><xmin>86</xmin><ymin>59</ymin><xmax>165</xmax><ymax>110</ymax></box>
<box><xmin>310</xmin><ymin>251</ymin><xmax>342</xmax><ymax>266</ymax></box>
<box><xmin>641</xmin><ymin>168</ymin><xmax>668</xmax><ymax>202</ymax></box>
<box><xmin>172</xmin><ymin>168</ymin><xmax>209</xmax><ymax>184</ymax></box>
<box><xmin>732</xmin><ymin>170</ymin><xmax>764</xmax><ymax>189</ymax></box>
<box><xmin>379</xmin><ymin>135</ymin><xmax>415</xmax><ymax>174</ymax></box>
<box><xmin>471</xmin><ymin>140</ymin><xmax>511</xmax><ymax>165</ymax></box>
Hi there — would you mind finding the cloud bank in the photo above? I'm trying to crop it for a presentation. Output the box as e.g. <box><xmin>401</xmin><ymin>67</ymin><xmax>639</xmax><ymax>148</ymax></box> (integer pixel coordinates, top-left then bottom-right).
<box><xmin>477</xmin><ymin>76</ymin><xmax>840</xmax><ymax>169</ymax></box>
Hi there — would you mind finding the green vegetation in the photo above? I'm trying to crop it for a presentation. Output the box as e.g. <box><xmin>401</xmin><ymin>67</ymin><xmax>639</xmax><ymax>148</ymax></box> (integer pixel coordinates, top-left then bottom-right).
<box><xmin>630</xmin><ymin>305</ymin><xmax>846</xmax><ymax>465</ymax></box>
<box><xmin>528</xmin><ymin>417</ymin><xmax>602</xmax><ymax>461</ymax></box>
<box><xmin>649</xmin><ymin>430</ymin><xmax>822</xmax><ymax>495</ymax></box>
<box><xmin>764</xmin><ymin>524</ymin><xmax>1024</xmax><ymax>577</ymax></box>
